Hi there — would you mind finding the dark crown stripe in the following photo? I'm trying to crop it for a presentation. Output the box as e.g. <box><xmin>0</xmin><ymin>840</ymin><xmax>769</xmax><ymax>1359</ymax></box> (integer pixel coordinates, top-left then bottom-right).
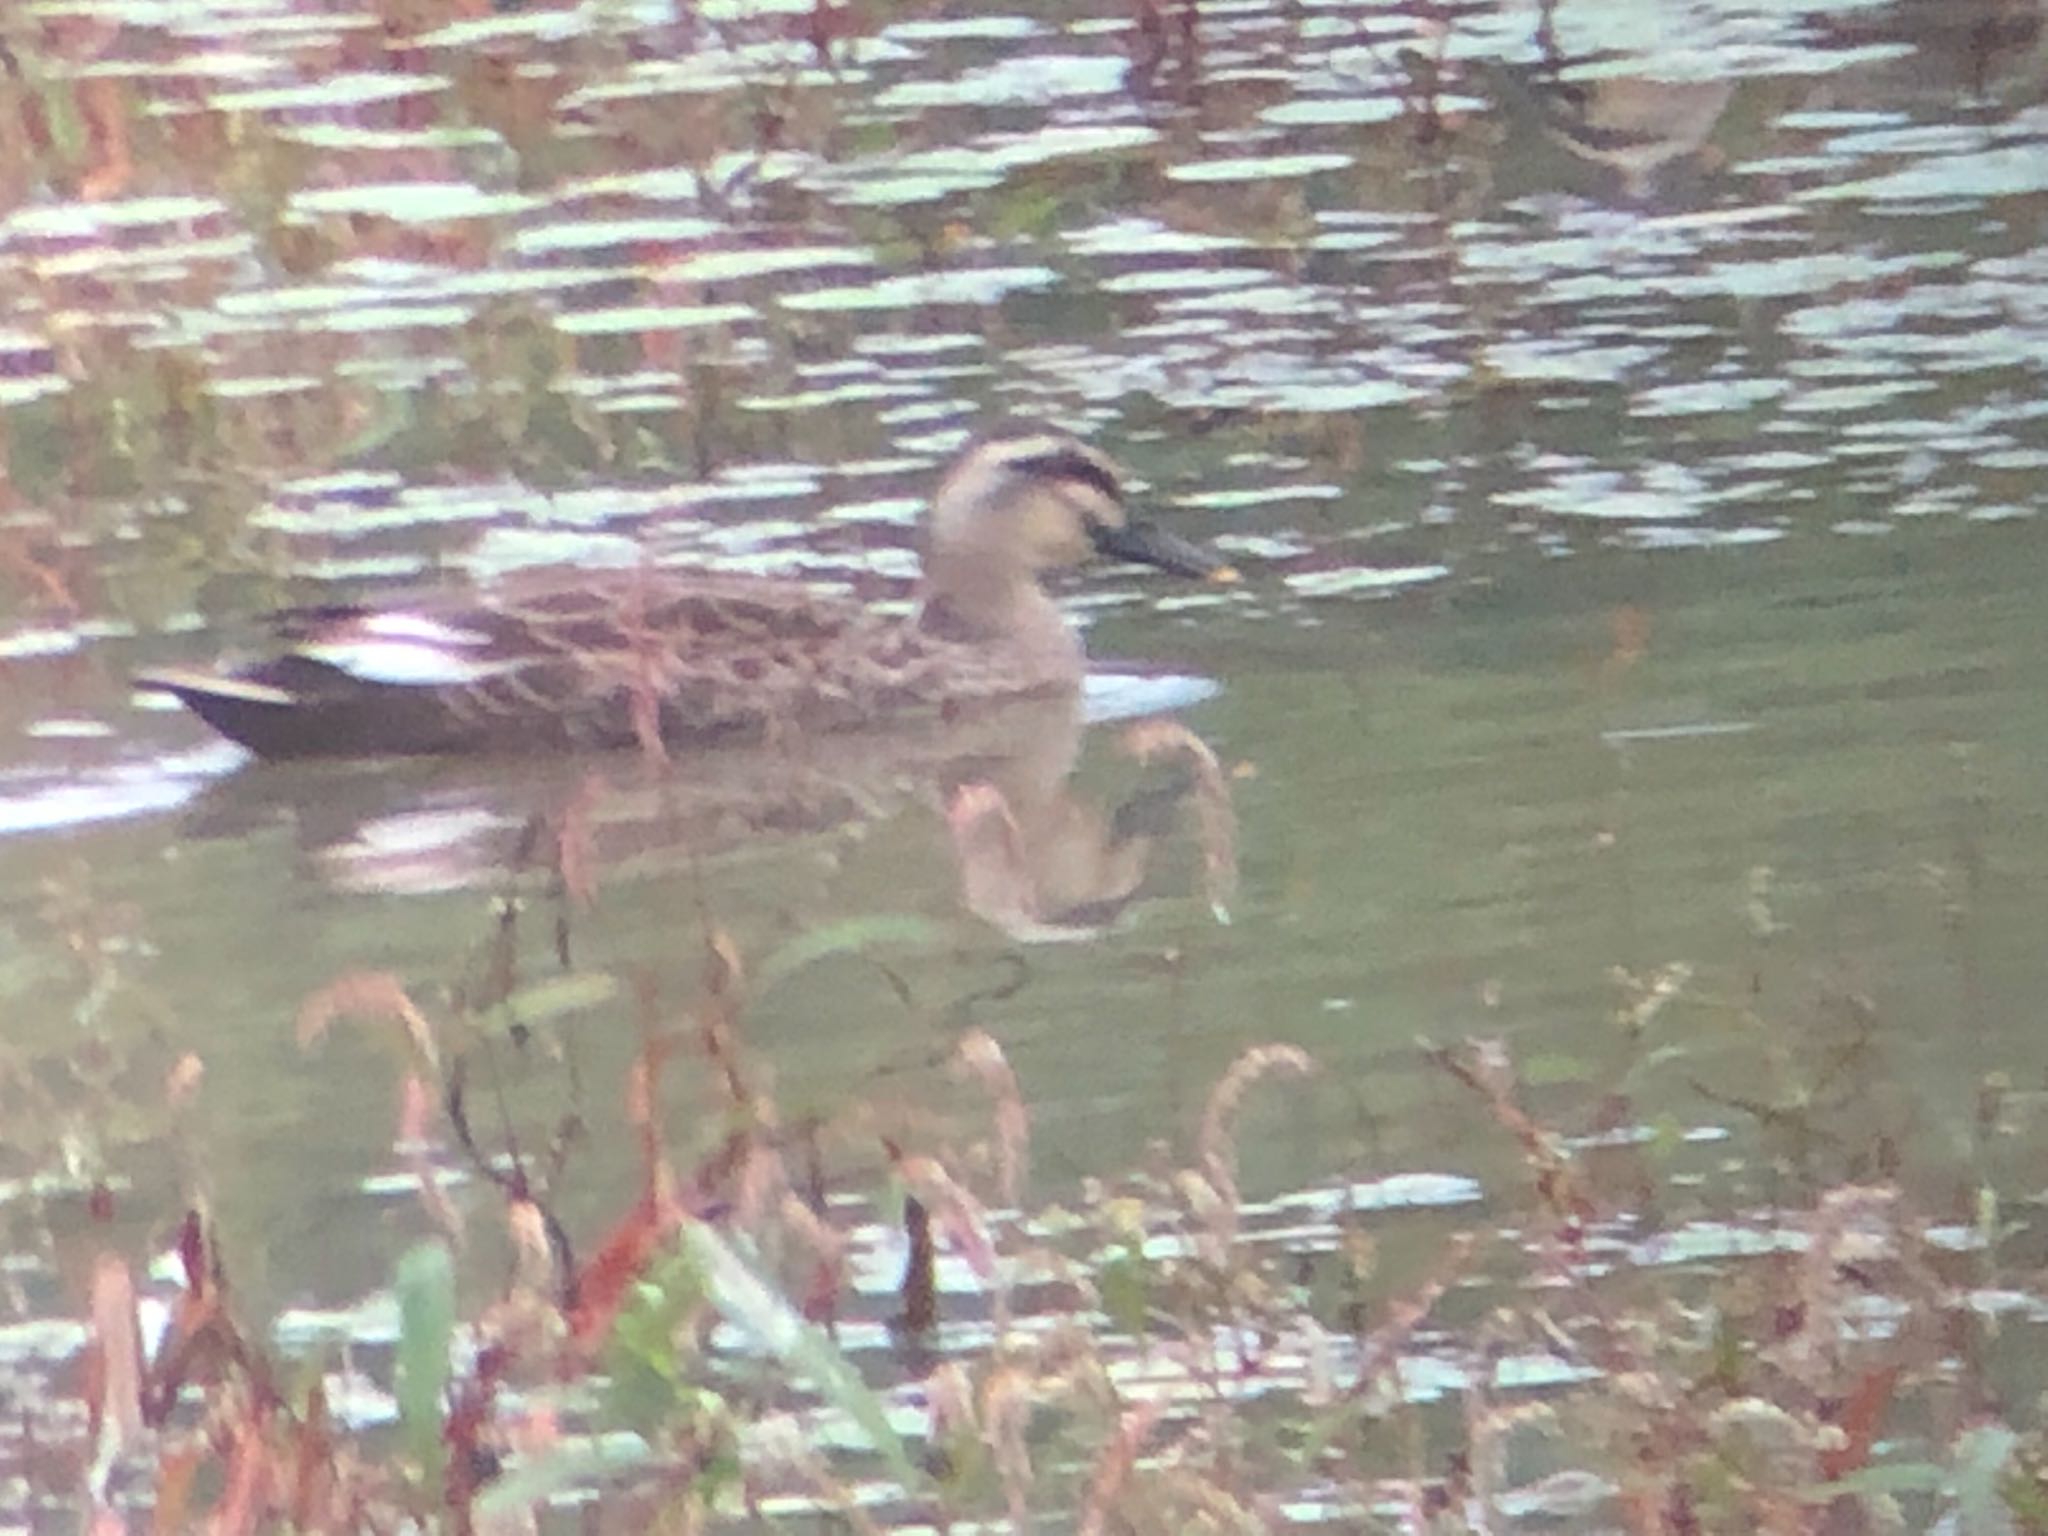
<box><xmin>1003</xmin><ymin>446</ymin><xmax>1123</xmax><ymax>502</ymax></box>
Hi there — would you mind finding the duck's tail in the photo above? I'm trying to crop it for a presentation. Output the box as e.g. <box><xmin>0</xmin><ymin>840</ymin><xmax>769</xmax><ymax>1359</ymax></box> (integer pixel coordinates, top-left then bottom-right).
<box><xmin>135</xmin><ymin>662</ymin><xmax>483</xmax><ymax>759</ymax></box>
<box><xmin>133</xmin><ymin>666</ymin><xmax>308</xmax><ymax>756</ymax></box>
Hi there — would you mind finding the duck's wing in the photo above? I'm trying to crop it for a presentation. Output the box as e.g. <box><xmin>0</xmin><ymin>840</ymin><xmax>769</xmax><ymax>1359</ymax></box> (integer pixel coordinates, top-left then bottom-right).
<box><xmin>139</xmin><ymin>569</ymin><xmax>1072</xmax><ymax>759</ymax></box>
<box><xmin>469</xmin><ymin>574</ymin><xmax>1068</xmax><ymax>732</ymax></box>
<box><xmin>138</xmin><ymin>574</ymin><xmax>903</xmax><ymax>757</ymax></box>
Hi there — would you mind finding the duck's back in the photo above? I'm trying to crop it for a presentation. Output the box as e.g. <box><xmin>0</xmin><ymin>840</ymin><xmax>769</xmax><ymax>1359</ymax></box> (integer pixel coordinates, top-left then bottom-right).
<box><xmin>139</xmin><ymin>569</ymin><xmax>1076</xmax><ymax>759</ymax></box>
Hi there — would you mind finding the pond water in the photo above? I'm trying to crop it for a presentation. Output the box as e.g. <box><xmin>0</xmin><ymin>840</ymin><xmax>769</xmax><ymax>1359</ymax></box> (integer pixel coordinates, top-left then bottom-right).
<box><xmin>1</xmin><ymin>0</ymin><xmax>2047</xmax><ymax>1516</ymax></box>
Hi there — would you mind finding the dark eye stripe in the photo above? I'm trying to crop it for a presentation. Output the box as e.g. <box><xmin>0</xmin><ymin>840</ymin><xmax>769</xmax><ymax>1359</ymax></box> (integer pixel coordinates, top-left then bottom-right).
<box><xmin>1007</xmin><ymin>447</ymin><xmax>1123</xmax><ymax>503</ymax></box>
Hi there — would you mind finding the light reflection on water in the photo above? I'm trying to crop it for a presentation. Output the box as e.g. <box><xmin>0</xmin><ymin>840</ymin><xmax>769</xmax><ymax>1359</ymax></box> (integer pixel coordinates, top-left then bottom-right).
<box><xmin>0</xmin><ymin>0</ymin><xmax>2042</xmax><ymax>1483</ymax></box>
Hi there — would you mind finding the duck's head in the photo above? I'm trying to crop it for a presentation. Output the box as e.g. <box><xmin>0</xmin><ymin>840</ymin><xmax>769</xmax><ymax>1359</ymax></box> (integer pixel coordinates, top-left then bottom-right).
<box><xmin>924</xmin><ymin>428</ymin><xmax>1230</xmax><ymax>588</ymax></box>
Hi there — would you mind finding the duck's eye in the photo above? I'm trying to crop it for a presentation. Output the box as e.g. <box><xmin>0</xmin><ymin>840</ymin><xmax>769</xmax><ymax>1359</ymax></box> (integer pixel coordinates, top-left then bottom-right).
<box><xmin>1044</xmin><ymin>474</ymin><xmax>1123</xmax><ymax>533</ymax></box>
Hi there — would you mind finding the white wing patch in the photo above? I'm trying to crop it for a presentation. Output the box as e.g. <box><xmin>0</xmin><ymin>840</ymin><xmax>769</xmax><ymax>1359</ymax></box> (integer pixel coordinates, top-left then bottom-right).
<box><xmin>299</xmin><ymin>638</ymin><xmax>522</xmax><ymax>687</ymax></box>
<box><xmin>354</xmin><ymin>613</ymin><xmax>495</xmax><ymax>648</ymax></box>
<box><xmin>296</xmin><ymin>610</ymin><xmax>513</xmax><ymax>686</ymax></box>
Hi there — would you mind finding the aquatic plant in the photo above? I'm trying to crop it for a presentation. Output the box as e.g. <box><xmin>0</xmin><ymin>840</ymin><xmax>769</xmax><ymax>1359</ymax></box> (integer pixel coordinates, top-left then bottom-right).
<box><xmin>31</xmin><ymin>904</ymin><xmax>2048</xmax><ymax>1533</ymax></box>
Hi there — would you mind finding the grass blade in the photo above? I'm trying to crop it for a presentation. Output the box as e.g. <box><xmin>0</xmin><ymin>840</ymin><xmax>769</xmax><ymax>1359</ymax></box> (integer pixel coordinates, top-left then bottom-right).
<box><xmin>755</xmin><ymin>915</ymin><xmax>942</xmax><ymax>996</ymax></box>
<box><xmin>395</xmin><ymin>1241</ymin><xmax>456</xmax><ymax>1483</ymax></box>
<box><xmin>476</xmin><ymin>1433</ymin><xmax>654</xmax><ymax>1520</ymax></box>
<box><xmin>680</xmin><ymin>1220</ymin><xmax>921</xmax><ymax>1493</ymax></box>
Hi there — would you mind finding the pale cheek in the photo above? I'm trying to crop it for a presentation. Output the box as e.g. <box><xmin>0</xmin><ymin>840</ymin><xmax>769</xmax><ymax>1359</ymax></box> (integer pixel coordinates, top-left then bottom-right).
<box><xmin>1023</xmin><ymin>503</ymin><xmax>1084</xmax><ymax>565</ymax></box>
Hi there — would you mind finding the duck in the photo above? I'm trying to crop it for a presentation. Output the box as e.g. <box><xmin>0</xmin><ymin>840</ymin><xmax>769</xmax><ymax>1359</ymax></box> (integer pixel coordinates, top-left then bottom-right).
<box><xmin>134</xmin><ymin>427</ymin><xmax>1233</xmax><ymax>759</ymax></box>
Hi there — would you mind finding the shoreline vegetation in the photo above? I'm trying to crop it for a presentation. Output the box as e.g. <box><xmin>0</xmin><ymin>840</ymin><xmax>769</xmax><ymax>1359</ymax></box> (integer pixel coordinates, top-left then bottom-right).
<box><xmin>36</xmin><ymin>918</ymin><xmax>2048</xmax><ymax>1533</ymax></box>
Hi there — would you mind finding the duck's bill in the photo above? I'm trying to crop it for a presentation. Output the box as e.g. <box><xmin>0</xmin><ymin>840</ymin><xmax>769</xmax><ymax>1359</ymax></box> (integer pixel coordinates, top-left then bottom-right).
<box><xmin>1091</xmin><ymin>518</ymin><xmax>1238</xmax><ymax>582</ymax></box>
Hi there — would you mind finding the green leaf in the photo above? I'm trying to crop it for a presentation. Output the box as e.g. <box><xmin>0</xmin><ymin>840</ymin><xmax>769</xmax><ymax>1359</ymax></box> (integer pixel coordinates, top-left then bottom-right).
<box><xmin>480</xmin><ymin>971</ymin><xmax>620</xmax><ymax>1034</ymax></box>
<box><xmin>1954</xmin><ymin>1426</ymin><xmax>2020</xmax><ymax>1536</ymax></box>
<box><xmin>754</xmin><ymin>915</ymin><xmax>943</xmax><ymax>996</ymax></box>
<box><xmin>2002</xmin><ymin>1463</ymin><xmax>2048</xmax><ymax>1529</ymax></box>
<box><xmin>475</xmin><ymin>1433</ymin><xmax>655</xmax><ymax>1519</ymax></box>
<box><xmin>602</xmin><ymin>1254</ymin><xmax>705</xmax><ymax>1434</ymax></box>
<box><xmin>394</xmin><ymin>1242</ymin><xmax>456</xmax><ymax>1482</ymax></box>
<box><xmin>1801</xmin><ymin>1462</ymin><xmax>1948</xmax><ymax>1500</ymax></box>
<box><xmin>680</xmin><ymin>1220</ymin><xmax>922</xmax><ymax>1493</ymax></box>
<box><xmin>1099</xmin><ymin>1249</ymin><xmax>1149</xmax><ymax>1339</ymax></box>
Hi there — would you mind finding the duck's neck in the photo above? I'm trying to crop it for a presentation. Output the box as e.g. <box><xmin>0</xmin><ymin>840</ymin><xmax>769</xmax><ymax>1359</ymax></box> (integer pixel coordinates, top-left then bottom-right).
<box><xmin>916</xmin><ymin>560</ymin><xmax>1084</xmax><ymax>683</ymax></box>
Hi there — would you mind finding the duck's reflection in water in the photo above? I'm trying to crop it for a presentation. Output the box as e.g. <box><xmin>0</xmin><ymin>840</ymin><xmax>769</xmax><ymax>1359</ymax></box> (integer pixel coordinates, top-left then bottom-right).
<box><xmin>946</xmin><ymin>716</ymin><xmax>1236</xmax><ymax>941</ymax></box>
<box><xmin>172</xmin><ymin>677</ymin><xmax>1236</xmax><ymax>945</ymax></box>
<box><xmin>1482</xmin><ymin>57</ymin><xmax>1739</xmax><ymax>202</ymax></box>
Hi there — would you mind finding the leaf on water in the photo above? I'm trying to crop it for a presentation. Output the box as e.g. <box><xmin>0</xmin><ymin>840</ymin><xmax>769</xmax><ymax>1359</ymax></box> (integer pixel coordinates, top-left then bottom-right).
<box><xmin>481</xmin><ymin>971</ymin><xmax>620</xmax><ymax>1033</ymax></box>
<box><xmin>395</xmin><ymin>1242</ymin><xmax>456</xmax><ymax>1481</ymax></box>
<box><xmin>680</xmin><ymin>1220</ymin><xmax>922</xmax><ymax>1493</ymax></box>
<box><xmin>754</xmin><ymin>914</ymin><xmax>944</xmax><ymax>995</ymax></box>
